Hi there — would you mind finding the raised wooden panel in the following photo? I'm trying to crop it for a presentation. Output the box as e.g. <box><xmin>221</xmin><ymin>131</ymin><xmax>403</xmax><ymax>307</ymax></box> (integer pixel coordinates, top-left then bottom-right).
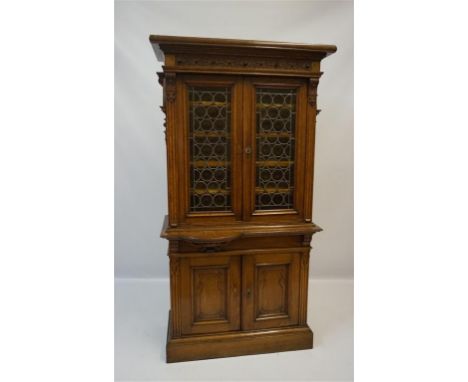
<box><xmin>242</xmin><ymin>252</ymin><xmax>300</xmax><ymax>330</ymax></box>
<box><xmin>180</xmin><ymin>255</ymin><xmax>240</xmax><ymax>335</ymax></box>
<box><xmin>192</xmin><ymin>267</ymin><xmax>227</xmax><ymax>322</ymax></box>
<box><xmin>256</xmin><ymin>264</ymin><xmax>289</xmax><ymax>319</ymax></box>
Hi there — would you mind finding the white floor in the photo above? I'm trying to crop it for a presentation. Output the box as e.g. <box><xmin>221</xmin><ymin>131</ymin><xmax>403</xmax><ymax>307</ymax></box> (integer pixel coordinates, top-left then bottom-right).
<box><xmin>115</xmin><ymin>278</ymin><xmax>353</xmax><ymax>382</ymax></box>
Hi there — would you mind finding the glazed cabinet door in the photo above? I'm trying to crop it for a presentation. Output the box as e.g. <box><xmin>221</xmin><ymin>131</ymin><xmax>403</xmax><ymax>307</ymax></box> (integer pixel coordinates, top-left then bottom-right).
<box><xmin>180</xmin><ymin>255</ymin><xmax>241</xmax><ymax>335</ymax></box>
<box><xmin>176</xmin><ymin>75</ymin><xmax>243</xmax><ymax>224</ymax></box>
<box><xmin>242</xmin><ymin>78</ymin><xmax>308</xmax><ymax>222</ymax></box>
<box><xmin>242</xmin><ymin>253</ymin><xmax>300</xmax><ymax>330</ymax></box>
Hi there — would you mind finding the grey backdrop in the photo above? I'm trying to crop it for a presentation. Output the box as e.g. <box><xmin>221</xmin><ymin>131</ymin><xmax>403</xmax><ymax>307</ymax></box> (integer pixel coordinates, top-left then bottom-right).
<box><xmin>115</xmin><ymin>1</ymin><xmax>353</xmax><ymax>279</ymax></box>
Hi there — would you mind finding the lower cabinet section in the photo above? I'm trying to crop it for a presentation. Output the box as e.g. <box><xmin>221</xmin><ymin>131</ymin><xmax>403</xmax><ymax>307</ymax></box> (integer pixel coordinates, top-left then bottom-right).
<box><xmin>169</xmin><ymin>248</ymin><xmax>311</xmax><ymax>362</ymax></box>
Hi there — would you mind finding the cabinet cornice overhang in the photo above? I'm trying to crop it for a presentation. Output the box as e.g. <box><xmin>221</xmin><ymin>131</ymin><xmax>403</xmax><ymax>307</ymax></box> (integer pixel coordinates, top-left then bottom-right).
<box><xmin>150</xmin><ymin>35</ymin><xmax>337</xmax><ymax>77</ymax></box>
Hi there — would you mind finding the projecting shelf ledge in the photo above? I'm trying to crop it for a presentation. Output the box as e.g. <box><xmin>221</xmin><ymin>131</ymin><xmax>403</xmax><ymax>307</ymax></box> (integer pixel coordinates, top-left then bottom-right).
<box><xmin>160</xmin><ymin>215</ymin><xmax>322</xmax><ymax>243</ymax></box>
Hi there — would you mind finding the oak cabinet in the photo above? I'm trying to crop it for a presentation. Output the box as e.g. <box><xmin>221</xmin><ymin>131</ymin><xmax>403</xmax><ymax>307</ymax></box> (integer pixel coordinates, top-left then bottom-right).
<box><xmin>150</xmin><ymin>35</ymin><xmax>336</xmax><ymax>362</ymax></box>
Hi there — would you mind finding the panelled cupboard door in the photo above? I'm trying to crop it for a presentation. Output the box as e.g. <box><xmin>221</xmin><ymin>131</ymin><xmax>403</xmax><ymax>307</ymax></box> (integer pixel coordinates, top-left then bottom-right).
<box><xmin>242</xmin><ymin>253</ymin><xmax>300</xmax><ymax>330</ymax></box>
<box><xmin>242</xmin><ymin>77</ymin><xmax>308</xmax><ymax>222</ymax></box>
<box><xmin>177</xmin><ymin>75</ymin><xmax>243</xmax><ymax>224</ymax></box>
<box><xmin>180</xmin><ymin>256</ymin><xmax>241</xmax><ymax>335</ymax></box>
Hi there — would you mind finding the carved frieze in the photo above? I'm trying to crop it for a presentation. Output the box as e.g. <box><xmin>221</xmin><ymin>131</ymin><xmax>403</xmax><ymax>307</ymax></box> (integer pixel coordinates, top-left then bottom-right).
<box><xmin>174</xmin><ymin>54</ymin><xmax>314</xmax><ymax>73</ymax></box>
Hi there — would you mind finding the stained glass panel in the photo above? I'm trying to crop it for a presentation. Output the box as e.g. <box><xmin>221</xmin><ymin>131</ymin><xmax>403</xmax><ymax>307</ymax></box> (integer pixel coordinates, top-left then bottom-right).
<box><xmin>189</xmin><ymin>87</ymin><xmax>232</xmax><ymax>212</ymax></box>
<box><xmin>255</xmin><ymin>88</ymin><xmax>296</xmax><ymax>210</ymax></box>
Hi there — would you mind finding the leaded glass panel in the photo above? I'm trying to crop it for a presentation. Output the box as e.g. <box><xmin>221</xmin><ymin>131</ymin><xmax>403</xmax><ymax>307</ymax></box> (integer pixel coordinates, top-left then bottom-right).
<box><xmin>255</xmin><ymin>88</ymin><xmax>296</xmax><ymax>210</ymax></box>
<box><xmin>189</xmin><ymin>86</ymin><xmax>232</xmax><ymax>212</ymax></box>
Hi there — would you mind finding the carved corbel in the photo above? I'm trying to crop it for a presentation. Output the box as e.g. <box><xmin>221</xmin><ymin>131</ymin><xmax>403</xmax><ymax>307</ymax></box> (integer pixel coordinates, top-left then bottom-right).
<box><xmin>156</xmin><ymin>71</ymin><xmax>165</xmax><ymax>87</ymax></box>
<box><xmin>308</xmin><ymin>77</ymin><xmax>319</xmax><ymax>107</ymax></box>
<box><xmin>168</xmin><ymin>240</ymin><xmax>180</xmax><ymax>253</ymax></box>
<box><xmin>302</xmin><ymin>234</ymin><xmax>312</xmax><ymax>247</ymax></box>
<box><xmin>160</xmin><ymin>105</ymin><xmax>167</xmax><ymax>141</ymax></box>
<box><xmin>164</xmin><ymin>72</ymin><xmax>176</xmax><ymax>102</ymax></box>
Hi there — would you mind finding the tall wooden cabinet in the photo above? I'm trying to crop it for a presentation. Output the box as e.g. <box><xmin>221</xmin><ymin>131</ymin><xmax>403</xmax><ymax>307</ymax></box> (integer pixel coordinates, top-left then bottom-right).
<box><xmin>149</xmin><ymin>35</ymin><xmax>336</xmax><ymax>362</ymax></box>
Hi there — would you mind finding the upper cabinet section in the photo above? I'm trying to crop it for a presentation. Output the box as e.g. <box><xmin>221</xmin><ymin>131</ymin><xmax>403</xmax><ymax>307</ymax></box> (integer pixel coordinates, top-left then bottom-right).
<box><xmin>151</xmin><ymin>36</ymin><xmax>336</xmax><ymax>228</ymax></box>
<box><xmin>149</xmin><ymin>35</ymin><xmax>336</xmax><ymax>78</ymax></box>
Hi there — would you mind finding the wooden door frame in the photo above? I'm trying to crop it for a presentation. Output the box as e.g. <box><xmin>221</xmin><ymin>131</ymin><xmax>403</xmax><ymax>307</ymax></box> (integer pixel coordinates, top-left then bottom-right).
<box><xmin>241</xmin><ymin>252</ymin><xmax>301</xmax><ymax>330</ymax></box>
<box><xmin>176</xmin><ymin>74</ymin><xmax>244</xmax><ymax>225</ymax></box>
<box><xmin>180</xmin><ymin>255</ymin><xmax>241</xmax><ymax>335</ymax></box>
<box><xmin>241</xmin><ymin>77</ymin><xmax>308</xmax><ymax>223</ymax></box>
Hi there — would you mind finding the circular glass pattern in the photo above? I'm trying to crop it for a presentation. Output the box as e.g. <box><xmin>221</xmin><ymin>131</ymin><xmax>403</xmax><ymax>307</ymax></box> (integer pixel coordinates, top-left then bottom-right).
<box><xmin>194</xmin><ymin>106</ymin><xmax>205</xmax><ymax>117</ymax></box>
<box><xmin>214</xmin><ymin>194</ymin><xmax>225</xmax><ymax>206</ymax></box>
<box><xmin>189</xmin><ymin>87</ymin><xmax>232</xmax><ymax>212</ymax></box>
<box><xmin>255</xmin><ymin>88</ymin><xmax>296</xmax><ymax>210</ymax></box>
<box><xmin>267</xmin><ymin>108</ymin><xmax>279</xmax><ymax>118</ymax></box>
<box><xmin>214</xmin><ymin>169</ymin><xmax>225</xmax><ymax>181</ymax></box>
<box><xmin>280</xmin><ymin>108</ymin><xmax>290</xmax><ymax>119</ymax></box>
<box><xmin>214</xmin><ymin>93</ymin><xmax>226</xmax><ymax>103</ymax></box>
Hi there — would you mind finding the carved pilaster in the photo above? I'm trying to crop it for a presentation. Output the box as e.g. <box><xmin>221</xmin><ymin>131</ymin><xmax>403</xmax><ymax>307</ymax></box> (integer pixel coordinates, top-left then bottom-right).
<box><xmin>170</xmin><ymin>256</ymin><xmax>179</xmax><ymax>278</ymax></box>
<box><xmin>163</xmin><ymin>72</ymin><xmax>178</xmax><ymax>227</ymax></box>
<box><xmin>301</xmin><ymin>251</ymin><xmax>310</xmax><ymax>269</ymax></box>
<box><xmin>304</xmin><ymin>73</ymin><xmax>323</xmax><ymax>223</ymax></box>
<box><xmin>298</xmin><ymin>251</ymin><xmax>311</xmax><ymax>325</ymax></box>
<box><xmin>169</xmin><ymin>255</ymin><xmax>181</xmax><ymax>337</ymax></box>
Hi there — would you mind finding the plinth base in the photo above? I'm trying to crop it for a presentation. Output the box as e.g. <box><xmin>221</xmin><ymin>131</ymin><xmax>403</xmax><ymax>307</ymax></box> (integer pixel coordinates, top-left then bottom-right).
<box><xmin>166</xmin><ymin>311</ymin><xmax>313</xmax><ymax>363</ymax></box>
